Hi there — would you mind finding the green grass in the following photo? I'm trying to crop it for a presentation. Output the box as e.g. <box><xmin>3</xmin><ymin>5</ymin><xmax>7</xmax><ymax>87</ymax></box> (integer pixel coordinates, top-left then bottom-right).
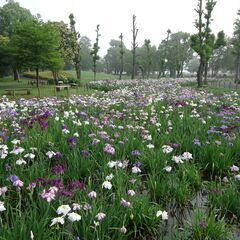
<box><xmin>0</xmin><ymin>78</ymin><xmax>96</xmax><ymax>98</ymax></box>
<box><xmin>0</xmin><ymin>70</ymin><xmax>128</xmax><ymax>98</ymax></box>
<box><xmin>22</xmin><ymin>70</ymin><xmax>129</xmax><ymax>83</ymax></box>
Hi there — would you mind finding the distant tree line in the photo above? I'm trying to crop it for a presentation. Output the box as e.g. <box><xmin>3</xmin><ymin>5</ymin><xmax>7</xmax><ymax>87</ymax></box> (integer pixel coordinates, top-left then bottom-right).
<box><xmin>0</xmin><ymin>0</ymin><xmax>240</xmax><ymax>87</ymax></box>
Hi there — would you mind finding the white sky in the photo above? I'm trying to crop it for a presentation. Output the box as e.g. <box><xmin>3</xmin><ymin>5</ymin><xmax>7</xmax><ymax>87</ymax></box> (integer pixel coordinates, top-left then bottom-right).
<box><xmin>1</xmin><ymin>0</ymin><xmax>240</xmax><ymax>56</ymax></box>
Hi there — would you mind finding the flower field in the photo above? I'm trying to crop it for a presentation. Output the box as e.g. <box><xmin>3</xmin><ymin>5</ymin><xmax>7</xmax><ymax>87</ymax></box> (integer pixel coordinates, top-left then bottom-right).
<box><xmin>0</xmin><ymin>79</ymin><xmax>240</xmax><ymax>240</ymax></box>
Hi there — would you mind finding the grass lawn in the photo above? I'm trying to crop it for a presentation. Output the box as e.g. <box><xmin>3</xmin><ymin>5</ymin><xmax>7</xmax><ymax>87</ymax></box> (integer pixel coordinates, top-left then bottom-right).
<box><xmin>22</xmin><ymin>70</ymin><xmax>128</xmax><ymax>83</ymax></box>
<box><xmin>0</xmin><ymin>71</ymin><xmax>128</xmax><ymax>98</ymax></box>
<box><xmin>0</xmin><ymin>76</ymin><xmax>97</xmax><ymax>98</ymax></box>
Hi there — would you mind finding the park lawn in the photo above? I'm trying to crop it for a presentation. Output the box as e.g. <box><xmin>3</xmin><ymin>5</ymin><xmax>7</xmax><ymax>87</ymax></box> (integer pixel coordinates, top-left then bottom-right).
<box><xmin>0</xmin><ymin>78</ymin><xmax>97</xmax><ymax>98</ymax></box>
<box><xmin>0</xmin><ymin>71</ymin><xmax>121</xmax><ymax>98</ymax></box>
<box><xmin>22</xmin><ymin>70</ymin><xmax>128</xmax><ymax>83</ymax></box>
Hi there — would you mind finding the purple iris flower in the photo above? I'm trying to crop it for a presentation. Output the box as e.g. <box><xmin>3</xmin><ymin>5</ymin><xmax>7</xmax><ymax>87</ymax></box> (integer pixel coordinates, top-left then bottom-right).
<box><xmin>131</xmin><ymin>150</ymin><xmax>141</xmax><ymax>156</ymax></box>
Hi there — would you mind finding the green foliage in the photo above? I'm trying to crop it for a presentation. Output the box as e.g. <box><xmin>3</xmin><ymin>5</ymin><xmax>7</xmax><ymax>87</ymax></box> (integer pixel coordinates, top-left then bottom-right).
<box><xmin>188</xmin><ymin>210</ymin><xmax>232</xmax><ymax>240</ymax></box>
<box><xmin>119</xmin><ymin>33</ymin><xmax>124</xmax><ymax>80</ymax></box>
<box><xmin>166</xmin><ymin>32</ymin><xmax>192</xmax><ymax>78</ymax></box>
<box><xmin>136</xmin><ymin>39</ymin><xmax>155</xmax><ymax>79</ymax></box>
<box><xmin>10</xmin><ymin>20</ymin><xmax>63</xmax><ymax>74</ymax></box>
<box><xmin>90</xmin><ymin>24</ymin><xmax>100</xmax><ymax>81</ymax></box>
<box><xmin>0</xmin><ymin>0</ymin><xmax>33</xmax><ymax>37</ymax></box>
<box><xmin>232</xmin><ymin>10</ymin><xmax>240</xmax><ymax>82</ymax></box>
<box><xmin>49</xmin><ymin>21</ymin><xmax>75</xmax><ymax>64</ymax></box>
<box><xmin>215</xmin><ymin>31</ymin><xmax>227</xmax><ymax>49</ymax></box>
<box><xmin>80</xmin><ymin>36</ymin><xmax>92</xmax><ymax>71</ymax></box>
<box><xmin>232</xmin><ymin>10</ymin><xmax>240</xmax><ymax>55</ymax></box>
<box><xmin>69</xmin><ymin>13</ymin><xmax>81</xmax><ymax>80</ymax></box>
<box><xmin>131</xmin><ymin>14</ymin><xmax>138</xmax><ymax>80</ymax></box>
<box><xmin>191</xmin><ymin>0</ymin><xmax>217</xmax><ymax>86</ymax></box>
<box><xmin>0</xmin><ymin>0</ymin><xmax>34</xmax><ymax>77</ymax></box>
<box><xmin>208</xmin><ymin>182</ymin><xmax>240</xmax><ymax>219</ymax></box>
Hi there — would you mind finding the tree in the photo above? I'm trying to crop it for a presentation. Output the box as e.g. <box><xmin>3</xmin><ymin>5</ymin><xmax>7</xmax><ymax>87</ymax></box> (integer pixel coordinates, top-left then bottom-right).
<box><xmin>136</xmin><ymin>40</ymin><xmax>156</xmax><ymax>79</ymax></box>
<box><xmin>144</xmin><ymin>39</ymin><xmax>152</xmax><ymax>79</ymax></box>
<box><xmin>186</xmin><ymin>56</ymin><xmax>200</xmax><ymax>75</ymax></box>
<box><xmin>90</xmin><ymin>24</ymin><xmax>100</xmax><ymax>81</ymax></box>
<box><xmin>0</xmin><ymin>35</ymin><xmax>10</xmax><ymax>77</ymax></box>
<box><xmin>69</xmin><ymin>14</ymin><xmax>81</xmax><ymax>80</ymax></box>
<box><xmin>11</xmin><ymin>20</ymin><xmax>63</xmax><ymax>95</ymax></box>
<box><xmin>49</xmin><ymin>21</ymin><xmax>74</xmax><ymax>65</ymax></box>
<box><xmin>104</xmin><ymin>39</ymin><xmax>121</xmax><ymax>74</ymax></box>
<box><xmin>191</xmin><ymin>0</ymin><xmax>217</xmax><ymax>87</ymax></box>
<box><xmin>157</xmin><ymin>29</ymin><xmax>171</xmax><ymax>78</ymax></box>
<box><xmin>166</xmin><ymin>31</ymin><xmax>192</xmax><ymax>78</ymax></box>
<box><xmin>80</xmin><ymin>36</ymin><xmax>92</xmax><ymax>70</ymax></box>
<box><xmin>131</xmin><ymin>15</ymin><xmax>138</xmax><ymax>80</ymax></box>
<box><xmin>232</xmin><ymin>10</ymin><xmax>240</xmax><ymax>83</ymax></box>
<box><xmin>119</xmin><ymin>33</ymin><xmax>124</xmax><ymax>80</ymax></box>
<box><xmin>204</xmin><ymin>30</ymin><xmax>226</xmax><ymax>79</ymax></box>
<box><xmin>0</xmin><ymin>0</ymin><xmax>33</xmax><ymax>80</ymax></box>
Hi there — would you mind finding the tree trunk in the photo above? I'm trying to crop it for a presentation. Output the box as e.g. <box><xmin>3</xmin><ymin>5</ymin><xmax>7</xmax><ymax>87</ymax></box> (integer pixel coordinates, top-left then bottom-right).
<box><xmin>170</xmin><ymin>69</ymin><xmax>176</xmax><ymax>78</ymax></box>
<box><xmin>235</xmin><ymin>54</ymin><xmax>240</xmax><ymax>83</ymax></box>
<box><xmin>197</xmin><ymin>58</ymin><xmax>204</xmax><ymax>88</ymax></box>
<box><xmin>204</xmin><ymin>62</ymin><xmax>209</xmax><ymax>85</ymax></box>
<box><xmin>52</xmin><ymin>71</ymin><xmax>58</xmax><ymax>85</ymax></box>
<box><xmin>36</xmin><ymin>68</ymin><xmax>40</xmax><ymax>97</ymax></box>
<box><xmin>75</xmin><ymin>63</ymin><xmax>81</xmax><ymax>80</ymax></box>
<box><xmin>93</xmin><ymin>65</ymin><xmax>96</xmax><ymax>81</ymax></box>
<box><xmin>13</xmin><ymin>68</ymin><xmax>20</xmax><ymax>82</ymax></box>
<box><xmin>131</xmin><ymin>50</ymin><xmax>136</xmax><ymax>80</ymax></box>
<box><xmin>119</xmin><ymin>64</ymin><xmax>123</xmax><ymax>80</ymax></box>
<box><xmin>162</xmin><ymin>70</ymin><xmax>166</xmax><ymax>77</ymax></box>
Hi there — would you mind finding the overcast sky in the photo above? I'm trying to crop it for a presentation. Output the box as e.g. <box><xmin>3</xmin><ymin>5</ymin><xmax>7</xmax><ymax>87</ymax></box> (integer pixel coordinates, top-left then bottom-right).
<box><xmin>1</xmin><ymin>0</ymin><xmax>240</xmax><ymax>56</ymax></box>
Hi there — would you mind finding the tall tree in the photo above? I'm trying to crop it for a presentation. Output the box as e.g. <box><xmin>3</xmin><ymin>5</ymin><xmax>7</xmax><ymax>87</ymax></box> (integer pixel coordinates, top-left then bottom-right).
<box><xmin>232</xmin><ymin>10</ymin><xmax>240</xmax><ymax>83</ymax></box>
<box><xmin>49</xmin><ymin>21</ymin><xmax>74</xmax><ymax>64</ymax></box>
<box><xmin>0</xmin><ymin>35</ymin><xmax>10</xmax><ymax>77</ymax></box>
<box><xmin>104</xmin><ymin>39</ymin><xmax>121</xmax><ymax>74</ymax></box>
<box><xmin>137</xmin><ymin>39</ymin><xmax>155</xmax><ymax>79</ymax></box>
<box><xmin>131</xmin><ymin>15</ymin><xmax>138</xmax><ymax>80</ymax></box>
<box><xmin>119</xmin><ymin>33</ymin><xmax>124</xmax><ymax>80</ymax></box>
<box><xmin>144</xmin><ymin>39</ymin><xmax>152</xmax><ymax>79</ymax></box>
<box><xmin>204</xmin><ymin>30</ymin><xmax>226</xmax><ymax>80</ymax></box>
<box><xmin>158</xmin><ymin>29</ymin><xmax>171</xmax><ymax>78</ymax></box>
<box><xmin>166</xmin><ymin>31</ymin><xmax>192</xmax><ymax>78</ymax></box>
<box><xmin>69</xmin><ymin>14</ymin><xmax>81</xmax><ymax>80</ymax></box>
<box><xmin>80</xmin><ymin>36</ymin><xmax>92</xmax><ymax>70</ymax></box>
<box><xmin>11</xmin><ymin>20</ymin><xmax>63</xmax><ymax>95</ymax></box>
<box><xmin>0</xmin><ymin>0</ymin><xmax>33</xmax><ymax>80</ymax></box>
<box><xmin>191</xmin><ymin>0</ymin><xmax>217</xmax><ymax>87</ymax></box>
<box><xmin>90</xmin><ymin>24</ymin><xmax>100</xmax><ymax>81</ymax></box>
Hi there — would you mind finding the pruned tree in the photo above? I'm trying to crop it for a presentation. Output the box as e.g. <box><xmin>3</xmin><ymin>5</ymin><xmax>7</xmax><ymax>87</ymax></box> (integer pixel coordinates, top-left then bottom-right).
<box><xmin>119</xmin><ymin>33</ymin><xmax>124</xmax><ymax>80</ymax></box>
<box><xmin>69</xmin><ymin>13</ymin><xmax>81</xmax><ymax>81</ymax></box>
<box><xmin>90</xmin><ymin>24</ymin><xmax>100</xmax><ymax>81</ymax></box>
<box><xmin>191</xmin><ymin>0</ymin><xmax>216</xmax><ymax>87</ymax></box>
<box><xmin>232</xmin><ymin>10</ymin><xmax>240</xmax><ymax>83</ymax></box>
<box><xmin>131</xmin><ymin>15</ymin><xmax>138</xmax><ymax>80</ymax></box>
